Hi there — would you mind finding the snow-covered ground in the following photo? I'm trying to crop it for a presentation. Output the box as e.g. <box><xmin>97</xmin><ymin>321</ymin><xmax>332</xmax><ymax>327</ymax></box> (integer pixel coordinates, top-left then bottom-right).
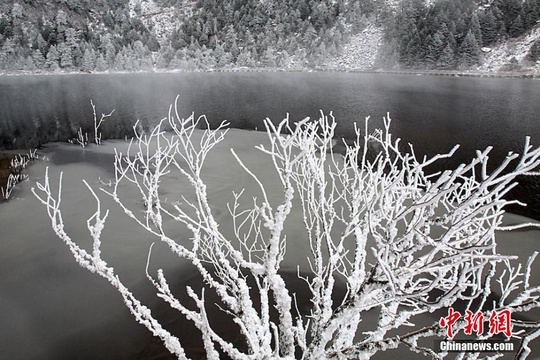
<box><xmin>479</xmin><ymin>26</ymin><xmax>540</xmax><ymax>74</ymax></box>
<box><xmin>325</xmin><ymin>19</ymin><xmax>540</xmax><ymax>74</ymax></box>
<box><xmin>128</xmin><ymin>0</ymin><xmax>194</xmax><ymax>44</ymax></box>
<box><xmin>325</xmin><ymin>25</ymin><xmax>384</xmax><ymax>70</ymax></box>
<box><xmin>1</xmin><ymin>129</ymin><xmax>540</xmax><ymax>358</ymax></box>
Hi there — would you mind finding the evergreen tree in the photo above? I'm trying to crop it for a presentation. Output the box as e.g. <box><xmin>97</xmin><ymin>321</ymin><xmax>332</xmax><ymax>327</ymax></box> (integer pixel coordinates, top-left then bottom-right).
<box><xmin>10</xmin><ymin>3</ymin><xmax>23</xmax><ymax>43</ymax></box>
<box><xmin>0</xmin><ymin>15</ymin><xmax>12</xmax><ymax>38</ymax></box>
<box><xmin>100</xmin><ymin>34</ymin><xmax>116</xmax><ymax>68</ymax></box>
<box><xmin>469</xmin><ymin>12</ymin><xmax>483</xmax><ymax>47</ymax></box>
<box><xmin>236</xmin><ymin>48</ymin><xmax>254</xmax><ymax>67</ymax></box>
<box><xmin>497</xmin><ymin>0</ymin><xmax>523</xmax><ymax>30</ymax></box>
<box><xmin>437</xmin><ymin>43</ymin><xmax>455</xmax><ymax>69</ymax></box>
<box><xmin>55</xmin><ymin>10</ymin><xmax>68</xmax><ymax>37</ymax></box>
<box><xmin>32</xmin><ymin>49</ymin><xmax>45</xmax><ymax>69</ymax></box>
<box><xmin>45</xmin><ymin>45</ymin><xmax>60</xmax><ymax>70</ymax></box>
<box><xmin>154</xmin><ymin>52</ymin><xmax>167</xmax><ymax>69</ymax></box>
<box><xmin>375</xmin><ymin>38</ymin><xmax>400</xmax><ymax>69</ymax></box>
<box><xmin>527</xmin><ymin>39</ymin><xmax>540</xmax><ymax>62</ymax></box>
<box><xmin>24</xmin><ymin>56</ymin><xmax>36</xmax><ymax>71</ymax></box>
<box><xmin>277</xmin><ymin>50</ymin><xmax>291</xmax><ymax>68</ymax></box>
<box><xmin>35</xmin><ymin>33</ymin><xmax>48</xmax><ymax>55</ymax></box>
<box><xmin>403</xmin><ymin>27</ymin><xmax>423</xmax><ymax>68</ymax></box>
<box><xmin>457</xmin><ymin>30</ymin><xmax>481</xmax><ymax>68</ymax></box>
<box><xmin>95</xmin><ymin>54</ymin><xmax>107</xmax><ymax>72</ymax></box>
<box><xmin>479</xmin><ymin>10</ymin><xmax>498</xmax><ymax>45</ymax></box>
<box><xmin>0</xmin><ymin>38</ymin><xmax>15</xmax><ymax>69</ymax></box>
<box><xmin>159</xmin><ymin>45</ymin><xmax>175</xmax><ymax>67</ymax></box>
<box><xmin>82</xmin><ymin>48</ymin><xmax>96</xmax><ymax>72</ymax></box>
<box><xmin>58</xmin><ymin>42</ymin><xmax>73</xmax><ymax>68</ymax></box>
<box><xmin>509</xmin><ymin>14</ymin><xmax>525</xmax><ymax>37</ymax></box>
<box><xmin>520</xmin><ymin>1</ymin><xmax>535</xmax><ymax>29</ymax></box>
<box><xmin>262</xmin><ymin>46</ymin><xmax>277</xmax><ymax>67</ymax></box>
<box><xmin>65</xmin><ymin>28</ymin><xmax>82</xmax><ymax>66</ymax></box>
<box><xmin>425</xmin><ymin>31</ymin><xmax>445</xmax><ymax>68</ymax></box>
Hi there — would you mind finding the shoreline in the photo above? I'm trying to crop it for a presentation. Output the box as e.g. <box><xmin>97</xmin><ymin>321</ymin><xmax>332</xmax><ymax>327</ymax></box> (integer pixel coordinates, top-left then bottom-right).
<box><xmin>2</xmin><ymin>139</ymin><xmax>540</xmax><ymax>222</ymax></box>
<box><xmin>1</xmin><ymin>67</ymin><xmax>539</xmax><ymax>80</ymax></box>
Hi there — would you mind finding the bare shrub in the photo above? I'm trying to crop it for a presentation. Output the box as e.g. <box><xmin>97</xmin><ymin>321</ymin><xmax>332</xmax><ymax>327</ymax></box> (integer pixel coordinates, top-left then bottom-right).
<box><xmin>33</xmin><ymin>99</ymin><xmax>540</xmax><ymax>359</ymax></box>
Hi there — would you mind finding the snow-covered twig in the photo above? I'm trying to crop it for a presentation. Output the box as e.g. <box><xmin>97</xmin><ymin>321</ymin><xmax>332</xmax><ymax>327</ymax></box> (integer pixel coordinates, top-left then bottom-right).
<box><xmin>70</xmin><ymin>127</ymin><xmax>88</xmax><ymax>148</ymax></box>
<box><xmin>91</xmin><ymin>99</ymin><xmax>115</xmax><ymax>145</ymax></box>
<box><xmin>2</xmin><ymin>149</ymin><xmax>39</xmax><ymax>200</ymax></box>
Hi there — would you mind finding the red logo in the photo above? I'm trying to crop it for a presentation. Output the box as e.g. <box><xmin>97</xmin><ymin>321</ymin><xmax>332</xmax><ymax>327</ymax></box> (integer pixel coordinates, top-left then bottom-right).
<box><xmin>439</xmin><ymin>308</ymin><xmax>512</xmax><ymax>338</ymax></box>
<box><xmin>439</xmin><ymin>308</ymin><xmax>461</xmax><ymax>338</ymax></box>
<box><xmin>489</xmin><ymin>309</ymin><xmax>512</xmax><ymax>337</ymax></box>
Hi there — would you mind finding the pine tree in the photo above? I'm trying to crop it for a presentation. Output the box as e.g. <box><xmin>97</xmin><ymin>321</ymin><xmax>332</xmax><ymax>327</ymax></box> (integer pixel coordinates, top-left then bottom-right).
<box><xmin>236</xmin><ymin>49</ymin><xmax>254</xmax><ymax>67</ymax></box>
<box><xmin>95</xmin><ymin>54</ymin><xmax>107</xmax><ymax>72</ymax></box>
<box><xmin>0</xmin><ymin>38</ymin><xmax>15</xmax><ymax>69</ymax></box>
<box><xmin>278</xmin><ymin>50</ymin><xmax>291</xmax><ymax>68</ymax></box>
<box><xmin>509</xmin><ymin>14</ymin><xmax>525</xmax><ymax>37</ymax></box>
<box><xmin>10</xmin><ymin>3</ymin><xmax>23</xmax><ymax>42</ymax></box>
<box><xmin>82</xmin><ymin>48</ymin><xmax>96</xmax><ymax>72</ymax></box>
<box><xmin>24</xmin><ymin>56</ymin><xmax>36</xmax><ymax>71</ymax></box>
<box><xmin>403</xmin><ymin>28</ymin><xmax>423</xmax><ymax>68</ymax></box>
<box><xmin>55</xmin><ymin>10</ymin><xmax>67</xmax><ymax>37</ymax></box>
<box><xmin>479</xmin><ymin>10</ymin><xmax>498</xmax><ymax>45</ymax></box>
<box><xmin>35</xmin><ymin>33</ymin><xmax>48</xmax><ymax>55</ymax></box>
<box><xmin>65</xmin><ymin>28</ymin><xmax>81</xmax><ymax>66</ymax></box>
<box><xmin>45</xmin><ymin>45</ymin><xmax>60</xmax><ymax>70</ymax></box>
<box><xmin>154</xmin><ymin>52</ymin><xmax>167</xmax><ymax>69</ymax></box>
<box><xmin>469</xmin><ymin>12</ymin><xmax>483</xmax><ymax>47</ymax></box>
<box><xmin>457</xmin><ymin>30</ymin><xmax>481</xmax><ymax>69</ymax></box>
<box><xmin>375</xmin><ymin>38</ymin><xmax>400</xmax><ymax>69</ymax></box>
<box><xmin>32</xmin><ymin>49</ymin><xmax>45</xmax><ymax>69</ymax></box>
<box><xmin>437</xmin><ymin>43</ymin><xmax>455</xmax><ymax>69</ymax></box>
<box><xmin>58</xmin><ymin>42</ymin><xmax>73</xmax><ymax>68</ymax></box>
<box><xmin>425</xmin><ymin>31</ymin><xmax>445</xmax><ymax>68</ymax></box>
<box><xmin>527</xmin><ymin>39</ymin><xmax>540</xmax><ymax>62</ymax></box>
<box><xmin>520</xmin><ymin>1</ymin><xmax>536</xmax><ymax>29</ymax></box>
<box><xmin>262</xmin><ymin>46</ymin><xmax>277</xmax><ymax>67</ymax></box>
<box><xmin>100</xmin><ymin>34</ymin><xmax>116</xmax><ymax>68</ymax></box>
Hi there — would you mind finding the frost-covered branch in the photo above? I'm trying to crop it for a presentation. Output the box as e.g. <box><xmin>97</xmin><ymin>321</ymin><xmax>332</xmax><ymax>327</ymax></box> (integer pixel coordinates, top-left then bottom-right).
<box><xmin>69</xmin><ymin>127</ymin><xmax>88</xmax><ymax>148</ymax></box>
<box><xmin>34</xmin><ymin>98</ymin><xmax>540</xmax><ymax>359</ymax></box>
<box><xmin>91</xmin><ymin>99</ymin><xmax>115</xmax><ymax>145</ymax></box>
<box><xmin>2</xmin><ymin>149</ymin><xmax>39</xmax><ymax>200</ymax></box>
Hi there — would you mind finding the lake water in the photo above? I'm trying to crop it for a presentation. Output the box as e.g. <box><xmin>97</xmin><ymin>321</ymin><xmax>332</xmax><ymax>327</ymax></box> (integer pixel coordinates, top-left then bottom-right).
<box><xmin>1</xmin><ymin>72</ymin><xmax>540</xmax><ymax>217</ymax></box>
<box><xmin>1</xmin><ymin>72</ymin><xmax>540</xmax><ymax>359</ymax></box>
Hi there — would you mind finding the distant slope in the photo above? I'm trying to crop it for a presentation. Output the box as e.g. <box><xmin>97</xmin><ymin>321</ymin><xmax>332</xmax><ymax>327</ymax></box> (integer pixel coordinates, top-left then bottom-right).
<box><xmin>0</xmin><ymin>0</ymin><xmax>538</xmax><ymax>74</ymax></box>
<box><xmin>479</xmin><ymin>24</ymin><xmax>540</xmax><ymax>73</ymax></box>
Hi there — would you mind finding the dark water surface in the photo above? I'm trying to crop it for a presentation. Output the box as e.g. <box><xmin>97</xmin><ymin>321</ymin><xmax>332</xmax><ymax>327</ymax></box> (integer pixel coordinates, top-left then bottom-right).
<box><xmin>1</xmin><ymin>71</ymin><xmax>540</xmax><ymax>216</ymax></box>
<box><xmin>1</xmin><ymin>72</ymin><xmax>539</xmax><ymax>157</ymax></box>
<box><xmin>1</xmin><ymin>72</ymin><xmax>540</xmax><ymax>359</ymax></box>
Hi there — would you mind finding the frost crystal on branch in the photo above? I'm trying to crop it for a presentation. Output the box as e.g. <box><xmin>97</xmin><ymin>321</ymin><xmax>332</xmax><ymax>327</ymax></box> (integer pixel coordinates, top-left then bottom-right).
<box><xmin>33</xmin><ymin>98</ymin><xmax>540</xmax><ymax>359</ymax></box>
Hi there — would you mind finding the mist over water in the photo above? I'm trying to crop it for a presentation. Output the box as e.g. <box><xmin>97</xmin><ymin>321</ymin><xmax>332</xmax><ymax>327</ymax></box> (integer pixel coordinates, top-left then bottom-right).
<box><xmin>2</xmin><ymin>72</ymin><xmax>540</xmax><ymax>161</ymax></box>
<box><xmin>3</xmin><ymin>72</ymin><xmax>540</xmax><ymax>216</ymax></box>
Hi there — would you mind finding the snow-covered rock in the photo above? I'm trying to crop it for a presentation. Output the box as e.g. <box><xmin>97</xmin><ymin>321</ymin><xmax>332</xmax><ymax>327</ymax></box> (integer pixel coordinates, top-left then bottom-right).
<box><xmin>478</xmin><ymin>25</ymin><xmax>540</xmax><ymax>73</ymax></box>
<box><xmin>324</xmin><ymin>25</ymin><xmax>384</xmax><ymax>70</ymax></box>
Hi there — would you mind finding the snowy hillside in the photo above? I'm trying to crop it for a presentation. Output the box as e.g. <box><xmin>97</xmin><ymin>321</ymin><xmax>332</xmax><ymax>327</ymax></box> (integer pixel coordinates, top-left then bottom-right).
<box><xmin>128</xmin><ymin>0</ymin><xmax>195</xmax><ymax>43</ymax></box>
<box><xmin>479</xmin><ymin>25</ymin><xmax>540</xmax><ymax>73</ymax></box>
<box><xmin>324</xmin><ymin>25</ymin><xmax>384</xmax><ymax>70</ymax></box>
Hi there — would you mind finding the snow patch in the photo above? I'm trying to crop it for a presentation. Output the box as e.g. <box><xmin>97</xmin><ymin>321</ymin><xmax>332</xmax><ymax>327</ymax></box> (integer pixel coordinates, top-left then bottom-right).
<box><xmin>128</xmin><ymin>0</ymin><xmax>195</xmax><ymax>44</ymax></box>
<box><xmin>324</xmin><ymin>25</ymin><xmax>384</xmax><ymax>70</ymax></box>
<box><xmin>479</xmin><ymin>25</ymin><xmax>540</xmax><ymax>73</ymax></box>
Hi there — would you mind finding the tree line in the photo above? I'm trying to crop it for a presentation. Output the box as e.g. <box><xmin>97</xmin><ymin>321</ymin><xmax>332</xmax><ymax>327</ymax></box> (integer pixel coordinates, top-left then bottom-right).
<box><xmin>0</xmin><ymin>0</ymin><xmax>538</xmax><ymax>73</ymax></box>
<box><xmin>377</xmin><ymin>0</ymin><xmax>540</xmax><ymax>69</ymax></box>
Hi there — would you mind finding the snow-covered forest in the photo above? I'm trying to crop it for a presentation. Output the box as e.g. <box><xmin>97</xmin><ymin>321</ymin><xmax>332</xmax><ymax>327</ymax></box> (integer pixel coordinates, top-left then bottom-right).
<box><xmin>0</xmin><ymin>0</ymin><xmax>539</xmax><ymax>73</ymax></box>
